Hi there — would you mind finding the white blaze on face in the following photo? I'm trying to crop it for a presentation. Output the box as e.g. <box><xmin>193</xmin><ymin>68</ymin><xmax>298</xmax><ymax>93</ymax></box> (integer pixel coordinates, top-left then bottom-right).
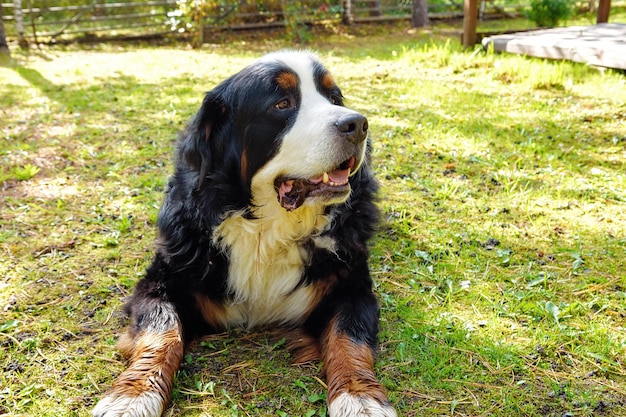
<box><xmin>251</xmin><ymin>51</ymin><xmax>367</xmax><ymax>209</ymax></box>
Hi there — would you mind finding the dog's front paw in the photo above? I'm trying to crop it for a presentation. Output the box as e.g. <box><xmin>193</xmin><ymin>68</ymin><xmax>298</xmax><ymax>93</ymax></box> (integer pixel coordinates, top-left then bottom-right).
<box><xmin>328</xmin><ymin>392</ymin><xmax>397</xmax><ymax>417</ymax></box>
<box><xmin>91</xmin><ymin>391</ymin><xmax>165</xmax><ymax>417</ymax></box>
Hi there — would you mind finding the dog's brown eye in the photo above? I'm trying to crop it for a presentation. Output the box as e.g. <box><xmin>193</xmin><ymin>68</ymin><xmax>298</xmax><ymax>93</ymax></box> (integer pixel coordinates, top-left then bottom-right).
<box><xmin>331</xmin><ymin>95</ymin><xmax>342</xmax><ymax>105</ymax></box>
<box><xmin>275</xmin><ymin>99</ymin><xmax>292</xmax><ymax>110</ymax></box>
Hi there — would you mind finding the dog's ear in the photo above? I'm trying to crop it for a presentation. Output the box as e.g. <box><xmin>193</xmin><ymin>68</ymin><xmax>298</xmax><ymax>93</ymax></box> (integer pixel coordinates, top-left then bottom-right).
<box><xmin>178</xmin><ymin>89</ymin><xmax>231</xmax><ymax>186</ymax></box>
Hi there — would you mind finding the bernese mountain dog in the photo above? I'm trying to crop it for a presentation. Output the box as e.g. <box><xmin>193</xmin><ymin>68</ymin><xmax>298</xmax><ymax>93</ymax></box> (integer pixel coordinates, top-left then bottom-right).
<box><xmin>92</xmin><ymin>50</ymin><xmax>396</xmax><ymax>417</ymax></box>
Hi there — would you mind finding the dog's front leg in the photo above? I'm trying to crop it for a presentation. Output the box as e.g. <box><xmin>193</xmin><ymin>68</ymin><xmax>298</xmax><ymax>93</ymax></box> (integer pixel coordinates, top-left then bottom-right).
<box><xmin>320</xmin><ymin>297</ymin><xmax>397</xmax><ymax>417</ymax></box>
<box><xmin>92</xmin><ymin>299</ymin><xmax>184</xmax><ymax>417</ymax></box>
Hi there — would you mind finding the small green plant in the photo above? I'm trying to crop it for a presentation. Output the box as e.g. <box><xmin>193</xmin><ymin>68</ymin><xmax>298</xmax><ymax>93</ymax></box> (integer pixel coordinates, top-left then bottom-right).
<box><xmin>527</xmin><ymin>0</ymin><xmax>573</xmax><ymax>27</ymax></box>
<box><xmin>117</xmin><ymin>216</ymin><xmax>133</xmax><ymax>233</ymax></box>
<box><xmin>11</xmin><ymin>164</ymin><xmax>40</xmax><ymax>181</ymax></box>
<box><xmin>0</xmin><ymin>320</ymin><xmax>19</xmax><ymax>332</ymax></box>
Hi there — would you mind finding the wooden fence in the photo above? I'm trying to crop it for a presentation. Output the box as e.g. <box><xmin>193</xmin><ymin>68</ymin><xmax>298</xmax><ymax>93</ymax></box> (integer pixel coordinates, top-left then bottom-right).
<box><xmin>1</xmin><ymin>0</ymin><xmax>176</xmax><ymax>41</ymax></box>
<box><xmin>0</xmin><ymin>0</ymin><xmax>536</xmax><ymax>43</ymax></box>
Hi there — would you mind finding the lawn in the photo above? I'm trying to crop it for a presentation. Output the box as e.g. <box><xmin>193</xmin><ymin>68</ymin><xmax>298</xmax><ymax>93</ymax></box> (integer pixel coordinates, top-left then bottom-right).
<box><xmin>1</xmin><ymin>21</ymin><xmax>625</xmax><ymax>417</ymax></box>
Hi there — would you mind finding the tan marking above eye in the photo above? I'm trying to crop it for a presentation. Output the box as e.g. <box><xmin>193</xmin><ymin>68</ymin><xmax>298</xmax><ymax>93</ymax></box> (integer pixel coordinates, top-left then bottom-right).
<box><xmin>322</xmin><ymin>73</ymin><xmax>335</xmax><ymax>89</ymax></box>
<box><xmin>276</xmin><ymin>72</ymin><xmax>298</xmax><ymax>90</ymax></box>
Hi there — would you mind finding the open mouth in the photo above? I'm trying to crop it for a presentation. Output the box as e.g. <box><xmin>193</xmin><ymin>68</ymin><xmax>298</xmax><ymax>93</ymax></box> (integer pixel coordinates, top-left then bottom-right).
<box><xmin>275</xmin><ymin>156</ymin><xmax>357</xmax><ymax>211</ymax></box>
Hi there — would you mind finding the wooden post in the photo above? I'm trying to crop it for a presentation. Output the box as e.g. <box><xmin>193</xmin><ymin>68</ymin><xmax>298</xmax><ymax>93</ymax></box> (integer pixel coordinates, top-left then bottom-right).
<box><xmin>342</xmin><ymin>0</ymin><xmax>353</xmax><ymax>25</ymax></box>
<box><xmin>0</xmin><ymin>3</ymin><xmax>10</xmax><ymax>55</ymax></box>
<box><xmin>368</xmin><ymin>1</ymin><xmax>382</xmax><ymax>16</ymax></box>
<box><xmin>463</xmin><ymin>0</ymin><xmax>478</xmax><ymax>48</ymax></box>
<box><xmin>412</xmin><ymin>0</ymin><xmax>429</xmax><ymax>27</ymax></box>
<box><xmin>196</xmin><ymin>1</ymin><xmax>204</xmax><ymax>47</ymax></box>
<box><xmin>597</xmin><ymin>0</ymin><xmax>610</xmax><ymax>23</ymax></box>
<box><xmin>13</xmin><ymin>0</ymin><xmax>28</xmax><ymax>48</ymax></box>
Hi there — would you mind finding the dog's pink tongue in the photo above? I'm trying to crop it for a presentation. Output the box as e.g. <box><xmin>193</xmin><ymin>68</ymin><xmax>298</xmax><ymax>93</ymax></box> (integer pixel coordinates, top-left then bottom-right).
<box><xmin>276</xmin><ymin>167</ymin><xmax>351</xmax><ymax>211</ymax></box>
<box><xmin>328</xmin><ymin>167</ymin><xmax>350</xmax><ymax>184</ymax></box>
<box><xmin>309</xmin><ymin>168</ymin><xmax>351</xmax><ymax>185</ymax></box>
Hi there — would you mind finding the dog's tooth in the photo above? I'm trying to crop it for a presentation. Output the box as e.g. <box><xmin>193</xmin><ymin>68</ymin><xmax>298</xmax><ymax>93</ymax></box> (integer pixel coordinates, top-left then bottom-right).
<box><xmin>323</xmin><ymin>172</ymin><xmax>329</xmax><ymax>184</ymax></box>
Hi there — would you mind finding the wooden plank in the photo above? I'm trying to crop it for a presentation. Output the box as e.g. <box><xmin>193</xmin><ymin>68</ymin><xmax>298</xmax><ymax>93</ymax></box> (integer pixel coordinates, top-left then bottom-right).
<box><xmin>9</xmin><ymin>1</ymin><xmax>174</xmax><ymax>14</ymax></box>
<box><xmin>463</xmin><ymin>0</ymin><xmax>478</xmax><ymax>48</ymax></box>
<box><xmin>481</xmin><ymin>23</ymin><xmax>626</xmax><ymax>70</ymax></box>
<box><xmin>33</xmin><ymin>20</ymin><xmax>166</xmax><ymax>36</ymax></box>
<box><xmin>34</xmin><ymin>12</ymin><xmax>168</xmax><ymax>26</ymax></box>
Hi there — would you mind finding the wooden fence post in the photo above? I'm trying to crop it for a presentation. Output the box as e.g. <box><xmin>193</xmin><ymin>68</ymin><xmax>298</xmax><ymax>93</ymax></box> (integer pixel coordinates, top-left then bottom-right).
<box><xmin>597</xmin><ymin>0</ymin><xmax>611</xmax><ymax>23</ymax></box>
<box><xmin>368</xmin><ymin>1</ymin><xmax>382</xmax><ymax>16</ymax></box>
<box><xmin>342</xmin><ymin>0</ymin><xmax>353</xmax><ymax>25</ymax></box>
<box><xmin>412</xmin><ymin>0</ymin><xmax>429</xmax><ymax>27</ymax></box>
<box><xmin>13</xmin><ymin>0</ymin><xmax>28</xmax><ymax>48</ymax></box>
<box><xmin>462</xmin><ymin>0</ymin><xmax>477</xmax><ymax>49</ymax></box>
<box><xmin>0</xmin><ymin>3</ymin><xmax>10</xmax><ymax>55</ymax></box>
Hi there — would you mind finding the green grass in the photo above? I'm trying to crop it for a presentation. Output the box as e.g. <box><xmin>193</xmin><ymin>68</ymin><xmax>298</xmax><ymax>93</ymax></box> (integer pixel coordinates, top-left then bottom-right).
<box><xmin>1</xmin><ymin>21</ymin><xmax>625</xmax><ymax>417</ymax></box>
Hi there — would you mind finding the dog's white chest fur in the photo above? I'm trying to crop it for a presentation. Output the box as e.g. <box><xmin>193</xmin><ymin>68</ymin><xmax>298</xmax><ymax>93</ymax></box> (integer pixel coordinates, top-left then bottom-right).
<box><xmin>213</xmin><ymin>205</ymin><xmax>332</xmax><ymax>327</ymax></box>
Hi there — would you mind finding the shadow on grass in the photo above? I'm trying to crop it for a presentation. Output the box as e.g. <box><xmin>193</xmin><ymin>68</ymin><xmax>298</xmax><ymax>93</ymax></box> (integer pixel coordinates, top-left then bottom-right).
<box><xmin>1</xmin><ymin>63</ymin><xmax>205</xmax><ymax>189</ymax></box>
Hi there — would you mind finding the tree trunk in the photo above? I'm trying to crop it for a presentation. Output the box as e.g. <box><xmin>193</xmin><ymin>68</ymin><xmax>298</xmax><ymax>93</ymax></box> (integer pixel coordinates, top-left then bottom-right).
<box><xmin>0</xmin><ymin>3</ymin><xmax>10</xmax><ymax>55</ymax></box>
<box><xmin>412</xmin><ymin>0</ymin><xmax>428</xmax><ymax>27</ymax></box>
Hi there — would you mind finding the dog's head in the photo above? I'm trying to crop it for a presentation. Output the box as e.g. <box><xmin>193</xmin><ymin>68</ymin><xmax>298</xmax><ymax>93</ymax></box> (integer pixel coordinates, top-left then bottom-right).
<box><xmin>180</xmin><ymin>50</ymin><xmax>369</xmax><ymax>212</ymax></box>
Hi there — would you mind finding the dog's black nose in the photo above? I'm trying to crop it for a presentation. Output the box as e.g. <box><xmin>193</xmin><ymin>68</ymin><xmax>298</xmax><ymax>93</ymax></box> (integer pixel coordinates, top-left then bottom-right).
<box><xmin>336</xmin><ymin>113</ymin><xmax>368</xmax><ymax>144</ymax></box>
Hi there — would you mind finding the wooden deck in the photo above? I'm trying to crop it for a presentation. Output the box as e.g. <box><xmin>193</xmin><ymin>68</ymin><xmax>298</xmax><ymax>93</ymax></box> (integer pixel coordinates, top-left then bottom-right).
<box><xmin>481</xmin><ymin>23</ymin><xmax>626</xmax><ymax>70</ymax></box>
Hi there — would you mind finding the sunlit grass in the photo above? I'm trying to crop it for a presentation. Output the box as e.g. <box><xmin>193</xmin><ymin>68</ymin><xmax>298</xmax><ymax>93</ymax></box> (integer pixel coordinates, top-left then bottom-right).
<box><xmin>1</xmin><ymin>20</ymin><xmax>625</xmax><ymax>417</ymax></box>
